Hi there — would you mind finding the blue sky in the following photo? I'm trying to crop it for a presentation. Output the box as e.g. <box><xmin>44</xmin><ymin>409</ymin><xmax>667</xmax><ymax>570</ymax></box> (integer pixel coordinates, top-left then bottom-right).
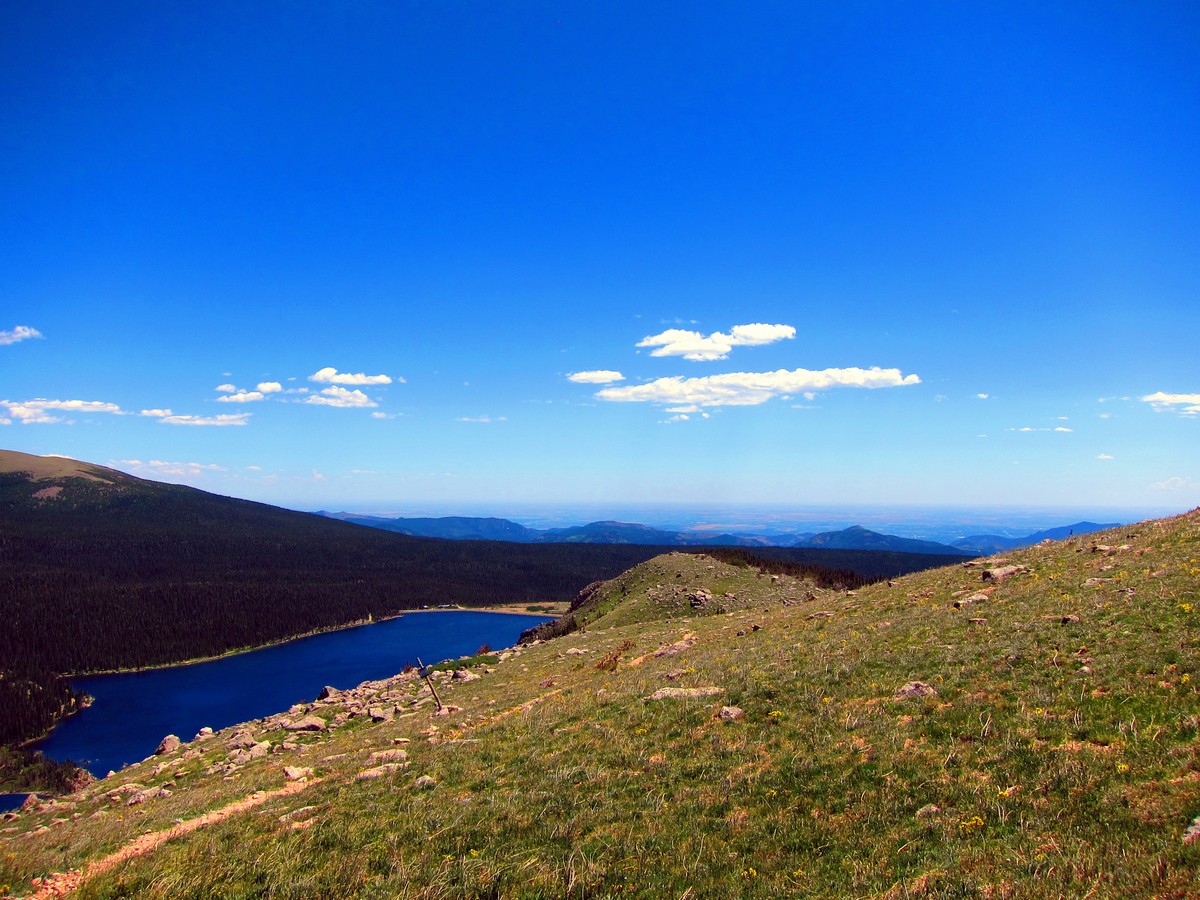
<box><xmin>2</xmin><ymin>1</ymin><xmax>1197</xmax><ymax>517</ymax></box>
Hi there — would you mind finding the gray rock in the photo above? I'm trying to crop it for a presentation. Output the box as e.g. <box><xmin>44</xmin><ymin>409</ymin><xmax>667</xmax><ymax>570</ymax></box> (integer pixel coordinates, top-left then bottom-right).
<box><xmin>414</xmin><ymin>775</ymin><xmax>437</xmax><ymax>789</ymax></box>
<box><xmin>370</xmin><ymin>749</ymin><xmax>409</xmax><ymax>764</ymax></box>
<box><xmin>718</xmin><ymin>706</ymin><xmax>746</xmax><ymax>722</ymax></box>
<box><xmin>982</xmin><ymin>564</ymin><xmax>1028</xmax><ymax>583</ymax></box>
<box><xmin>226</xmin><ymin>731</ymin><xmax>258</xmax><ymax>750</ymax></box>
<box><xmin>154</xmin><ymin>734</ymin><xmax>181</xmax><ymax>755</ymax></box>
<box><xmin>896</xmin><ymin>681</ymin><xmax>938</xmax><ymax>699</ymax></box>
<box><xmin>283</xmin><ymin>715</ymin><xmax>328</xmax><ymax>732</ymax></box>
<box><xmin>283</xmin><ymin>766</ymin><xmax>314</xmax><ymax>781</ymax></box>
<box><xmin>357</xmin><ymin>763</ymin><xmax>406</xmax><ymax>780</ymax></box>
<box><xmin>644</xmin><ymin>686</ymin><xmax>725</xmax><ymax>701</ymax></box>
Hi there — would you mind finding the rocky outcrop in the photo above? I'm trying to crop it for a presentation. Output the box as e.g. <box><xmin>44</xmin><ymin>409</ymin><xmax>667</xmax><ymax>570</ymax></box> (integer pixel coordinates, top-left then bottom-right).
<box><xmin>154</xmin><ymin>735</ymin><xmax>181</xmax><ymax>755</ymax></box>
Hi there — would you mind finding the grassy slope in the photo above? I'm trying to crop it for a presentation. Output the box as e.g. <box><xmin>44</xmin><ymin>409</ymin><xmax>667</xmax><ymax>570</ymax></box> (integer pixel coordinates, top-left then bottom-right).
<box><xmin>2</xmin><ymin>513</ymin><xmax>1199</xmax><ymax>898</ymax></box>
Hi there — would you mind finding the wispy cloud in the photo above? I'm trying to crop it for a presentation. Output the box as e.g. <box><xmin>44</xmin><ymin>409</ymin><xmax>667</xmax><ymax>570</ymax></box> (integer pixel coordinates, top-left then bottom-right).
<box><xmin>304</xmin><ymin>386</ymin><xmax>378</xmax><ymax>408</ymax></box>
<box><xmin>567</xmin><ymin>370</ymin><xmax>625</xmax><ymax>384</ymax></box>
<box><xmin>143</xmin><ymin>411</ymin><xmax>251</xmax><ymax>426</ymax></box>
<box><xmin>1</xmin><ymin>398</ymin><xmax>123</xmax><ymax>424</ymax></box>
<box><xmin>636</xmin><ymin>323</ymin><xmax>796</xmax><ymax>361</ymax></box>
<box><xmin>1153</xmin><ymin>475</ymin><xmax>1199</xmax><ymax>492</ymax></box>
<box><xmin>1142</xmin><ymin>391</ymin><xmax>1200</xmax><ymax>416</ymax></box>
<box><xmin>1009</xmin><ymin>426</ymin><xmax>1074</xmax><ymax>433</ymax></box>
<box><xmin>1097</xmin><ymin>454</ymin><xmax>1115</xmax><ymax>460</ymax></box>
<box><xmin>118</xmin><ymin>459</ymin><xmax>225</xmax><ymax>477</ymax></box>
<box><xmin>309</xmin><ymin>367</ymin><xmax>397</xmax><ymax>386</ymax></box>
<box><xmin>0</xmin><ymin>325</ymin><xmax>43</xmax><ymax>346</ymax></box>
<box><xmin>457</xmin><ymin>415</ymin><xmax>507</xmax><ymax>423</ymax></box>
<box><xmin>595</xmin><ymin>366</ymin><xmax>919</xmax><ymax>408</ymax></box>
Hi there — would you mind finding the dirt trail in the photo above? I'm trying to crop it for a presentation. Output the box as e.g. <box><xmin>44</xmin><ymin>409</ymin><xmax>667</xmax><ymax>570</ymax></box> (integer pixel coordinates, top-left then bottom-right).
<box><xmin>21</xmin><ymin>779</ymin><xmax>318</xmax><ymax>899</ymax></box>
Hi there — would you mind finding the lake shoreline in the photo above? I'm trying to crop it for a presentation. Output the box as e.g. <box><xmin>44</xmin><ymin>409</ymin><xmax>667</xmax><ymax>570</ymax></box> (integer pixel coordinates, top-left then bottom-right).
<box><xmin>16</xmin><ymin>604</ymin><xmax>566</xmax><ymax>769</ymax></box>
<box><xmin>69</xmin><ymin>603</ymin><xmax>567</xmax><ymax>679</ymax></box>
<box><xmin>33</xmin><ymin>610</ymin><xmax>557</xmax><ymax>780</ymax></box>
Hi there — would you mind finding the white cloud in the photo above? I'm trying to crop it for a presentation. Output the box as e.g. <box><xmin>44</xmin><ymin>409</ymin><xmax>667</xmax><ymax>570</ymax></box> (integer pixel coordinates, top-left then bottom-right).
<box><xmin>215</xmin><ymin>383</ymin><xmax>238</xmax><ymax>393</ymax></box>
<box><xmin>458</xmin><ymin>415</ymin><xmax>507</xmax><ymax>423</ymax></box>
<box><xmin>304</xmin><ymin>386</ymin><xmax>378</xmax><ymax>408</ymax></box>
<box><xmin>216</xmin><ymin>390</ymin><xmax>265</xmax><ymax>403</ymax></box>
<box><xmin>567</xmin><ymin>370</ymin><xmax>625</xmax><ymax>384</ymax></box>
<box><xmin>1097</xmin><ymin>454</ymin><xmax>1115</xmax><ymax>460</ymax></box>
<box><xmin>140</xmin><ymin>408</ymin><xmax>173</xmax><ymax>417</ymax></box>
<box><xmin>257</xmin><ymin>381</ymin><xmax>283</xmax><ymax>393</ymax></box>
<box><xmin>309</xmin><ymin>367</ymin><xmax>395</xmax><ymax>386</ymax></box>
<box><xmin>118</xmin><ymin>459</ymin><xmax>225</xmax><ymax>477</ymax></box>
<box><xmin>595</xmin><ymin>366</ymin><xmax>919</xmax><ymax>408</ymax></box>
<box><xmin>1010</xmin><ymin>425</ymin><xmax>1074</xmax><ymax>433</ymax></box>
<box><xmin>0</xmin><ymin>325</ymin><xmax>43</xmax><ymax>346</ymax></box>
<box><xmin>150</xmin><ymin>412</ymin><xmax>251</xmax><ymax>426</ymax></box>
<box><xmin>1142</xmin><ymin>391</ymin><xmax>1200</xmax><ymax>416</ymax></box>
<box><xmin>1153</xmin><ymin>475</ymin><xmax>1199</xmax><ymax>492</ymax></box>
<box><xmin>636</xmin><ymin>323</ymin><xmax>796</xmax><ymax>361</ymax></box>
<box><xmin>976</xmin><ymin>393</ymin><xmax>990</xmax><ymax>399</ymax></box>
<box><xmin>1054</xmin><ymin>427</ymin><xmax>1073</xmax><ymax>433</ymax></box>
<box><xmin>371</xmin><ymin>411</ymin><xmax>400</xmax><ymax>420</ymax></box>
<box><xmin>1</xmin><ymin>398</ymin><xmax>123</xmax><ymax>424</ymax></box>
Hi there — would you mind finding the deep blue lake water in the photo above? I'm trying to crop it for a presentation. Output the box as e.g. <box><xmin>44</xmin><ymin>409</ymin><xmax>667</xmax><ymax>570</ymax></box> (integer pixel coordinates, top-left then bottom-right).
<box><xmin>0</xmin><ymin>793</ymin><xmax>26</xmax><ymax>812</ymax></box>
<box><xmin>34</xmin><ymin>611</ymin><xmax>549</xmax><ymax>778</ymax></box>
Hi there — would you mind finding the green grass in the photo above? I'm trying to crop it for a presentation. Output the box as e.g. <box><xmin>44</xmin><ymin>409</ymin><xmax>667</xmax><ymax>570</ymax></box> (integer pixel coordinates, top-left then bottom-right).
<box><xmin>2</xmin><ymin>512</ymin><xmax>1199</xmax><ymax>898</ymax></box>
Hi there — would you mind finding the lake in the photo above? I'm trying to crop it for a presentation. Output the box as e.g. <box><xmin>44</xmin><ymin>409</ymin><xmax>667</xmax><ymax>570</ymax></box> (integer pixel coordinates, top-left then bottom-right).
<box><xmin>34</xmin><ymin>610</ymin><xmax>549</xmax><ymax>777</ymax></box>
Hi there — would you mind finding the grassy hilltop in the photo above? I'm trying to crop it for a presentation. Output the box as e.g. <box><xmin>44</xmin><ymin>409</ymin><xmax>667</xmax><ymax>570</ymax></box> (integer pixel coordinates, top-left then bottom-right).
<box><xmin>2</xmin><ymin>511</ymin><xmax>1199</xmax><ymax>898</ymax></box>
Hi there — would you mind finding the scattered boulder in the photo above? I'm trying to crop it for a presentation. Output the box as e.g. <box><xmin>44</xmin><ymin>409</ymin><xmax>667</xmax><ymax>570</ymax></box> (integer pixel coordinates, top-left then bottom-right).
<box><xmin>414</xmin><ymin>775</ymin><xmax>437</xmax><ymax>790</ymax></box>
<box><xmin>982</xmin><ymin>565</ymin><xmax>1028</xmax><ymax>583</ymax></box>
<box><xmin>1184</xmin><ymin>815</ymin><xmax>1200</xmax><ymax>845</ymax></box>
<box><xmin>283</xmin><ymin>715</ymin><xmax>328</xmax><ymax>732</ymax></box>
<box><xmin>357</xmin><ymin>763</ymin><xmax>407</xmax><ymax>780</ymax></box>
<box><xmin>452</xmin><ymin>669</ymin><xmax>482</xmax><ymax>683</ymax></box>
<box><xmin>654</xmin><ymin>633</ymin><xmax>697</xmax><ymax>657</ymax></box>
<box><xmin>370</xmin><ymin>749</ymin><xmax>409</xmax><ymax>764</ymax></box>
<box><xmin>316</xmin><ymin>685</ymin><xmax>341</xmax><ymax>701</ymax></box>
<box><xmin>367</xmin><ymin>706</ymin><xmax>393</xmax><ymax>723</ymax></box>
<box><xmin>916</xmin><ymin>804</ymin><xmax>941</xmax><ymax>819</ymax></box>
<box><xmin>283</xmin><ymin>766</ymin><xmax>313</xmax><ymax>781</ymax></box>
<box><xmin>279</xmin><ymin>805</ymin><xmax>317</xmax><ymax>823</ymax></box>
<box><xmin>718</xmin><ymin>706</ymin><xmax>746</xmax><ymax>722</ymax></box>
<box><xmin>896</xmin><ymin>681</ymin><xmax>938</xmax><ymax>700</ymax></box>
<box><xmin>154</xmin><ymin>734</ymin><xmax>181</xmax><ymax>755</ymax></box>
<box><xmin>645</xmin><ymin>686</ymin><xmax>725</xmax><ymax>701</ymax></box>
<box><xmin>954</xmin><ymin>593</ymin><xmax>990</xmax><ymax>609</ymax></box>
<box><xmin>227</xmin><ymin>731</ymin><xmax>259</xmax><ymax>750</ymax></box>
